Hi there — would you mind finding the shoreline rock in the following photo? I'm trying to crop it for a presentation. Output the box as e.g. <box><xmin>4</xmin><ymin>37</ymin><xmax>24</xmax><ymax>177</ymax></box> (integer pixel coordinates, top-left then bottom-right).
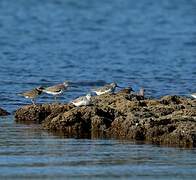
<box><xmin>0</xmin><ymin>107</ymin><xmax>10</xmax><ymax>116</ymax></box>
<box><xmin>14</xmin><ymin>91</ymin><xmax>196</xmax><ymax>148</ymax></box>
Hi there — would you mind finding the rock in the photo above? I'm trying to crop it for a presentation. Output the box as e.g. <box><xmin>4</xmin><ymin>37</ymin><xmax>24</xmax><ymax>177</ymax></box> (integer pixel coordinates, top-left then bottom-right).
<box><xmin>160</xmin><ymin>95</ymin><xmax>189</xmax><ymax>105</ymax></box>
<box><xmin>14</xmin><ymin>91</ymin><xmax>196</xmax><ymax>148</ymax></box>
<box><xmin>0</xmin><ymin>107</ymin><xmax>10</xmax><ymax>116</ymax></box>
<box><xmin>15</xmin><ymin>103</ymin><xmax>72</xmax><ymax>123</ymax></box>
<box><xmin>42</xmin><ymin>106</ymin><xmax>113</xmax><ymax>138</ymax></box>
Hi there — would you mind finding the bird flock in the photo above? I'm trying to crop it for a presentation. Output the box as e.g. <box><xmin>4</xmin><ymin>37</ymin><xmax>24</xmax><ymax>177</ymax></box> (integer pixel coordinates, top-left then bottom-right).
<box><xmin>18</xmin><ymin>81</ymin><xmax>196</xmax><ymax>107</ymax></box>
<box><xmin>18</xmin><ymin>81</ymin><xmax>127</xmax><ymax>106</ymax></box>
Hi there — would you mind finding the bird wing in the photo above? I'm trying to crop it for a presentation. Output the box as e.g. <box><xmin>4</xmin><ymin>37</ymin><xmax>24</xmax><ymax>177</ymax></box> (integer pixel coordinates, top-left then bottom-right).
<box><xmin>72</xmin><ymin>96</ymin><xmax>86</xmax><ymax>103</ymax></box>
<box><xmin>94</xmin><ymin>84</ymin><xmax>111</xmax><ymax>92</ymax></box>
<box><xmin>45</xmin><ymin>84</ymin><xmax>64</xmax><ymax>92</ymax></box>
<box><xmin>19</xmin><ymin>89</ymin><xmax>38</xmax><ymax>98</ymax></box>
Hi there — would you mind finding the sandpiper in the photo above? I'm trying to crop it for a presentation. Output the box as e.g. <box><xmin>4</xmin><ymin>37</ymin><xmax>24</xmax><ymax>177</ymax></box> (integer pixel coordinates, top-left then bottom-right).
<box><xmin>18</xmin><ymin>86</ymin><xmax>44</xmax><ymax>105</ymax></box>
<box><xmin>191</xmin><ymin>93</ymin><xmax>196</xmax><ymax>99</ymax></box>
<box><xmin>42</xmin><ymin>81</ymin><xmax>69</xmax><ymax>102</ymax></box>
<box><xmin>92</xmin><ymin>82</ymin><xmax>122</xmax><ymax>95</ymax></box>
<box><xmin>71</xmin><ymin>93</ymin><xmax>91</xmax><ymax>107</ymax></box>
<box><xmin>118</xmin><ymin>87</ymin><xmax>135</xmax><ymax>94</ymax></box>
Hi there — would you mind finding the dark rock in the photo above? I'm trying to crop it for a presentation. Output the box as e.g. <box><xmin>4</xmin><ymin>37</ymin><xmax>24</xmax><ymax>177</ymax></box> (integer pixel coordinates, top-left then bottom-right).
<box><xmin>160</xmin><ymin>95</ymin><xmax>188</xmax><ymax>105</ymax></box>
<box><xmin>14</xmin><ymin>91</ymin><xmax>196</xmax><ymax>148</ymax></box>
<box><xmin>42</xmin><ymin>106</ymin><xmax>113</xmax><ymax>138</ymax></box>
<box><xmin>0</xmin><ymin>107</ymin><xmax>10</xmax><ymax>116</ymax></box>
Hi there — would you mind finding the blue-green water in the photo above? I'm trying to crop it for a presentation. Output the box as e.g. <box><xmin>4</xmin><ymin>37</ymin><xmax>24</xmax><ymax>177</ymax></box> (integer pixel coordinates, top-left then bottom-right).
<box><xmin>0</xmin><ymin>0</ymin><xmax>196</xmax><ymax>179</ymax></box>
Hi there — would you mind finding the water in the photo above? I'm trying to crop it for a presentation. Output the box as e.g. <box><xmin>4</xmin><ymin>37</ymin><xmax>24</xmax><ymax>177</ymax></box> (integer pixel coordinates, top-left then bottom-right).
<box><xmin>0</xmin><ymin>117</ymin><xmax>196</xmax><ymax>180</ymax></box>
<box><xmin>0</xmin><ymin>0</ymin><xmax>196</xmax><ymax>111</ymax></box>
<box><xmin>0</xmin><ymin>0</ymin><xmax>196</xmax><ymax>179</ymax></box>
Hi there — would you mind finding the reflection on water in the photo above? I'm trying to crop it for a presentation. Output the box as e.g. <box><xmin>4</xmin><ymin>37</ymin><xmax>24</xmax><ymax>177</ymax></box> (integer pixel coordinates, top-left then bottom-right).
<box><xmin>0</xmin><ymin>117</ymin><xmax>196</xmax><ymax>180</ymax></box>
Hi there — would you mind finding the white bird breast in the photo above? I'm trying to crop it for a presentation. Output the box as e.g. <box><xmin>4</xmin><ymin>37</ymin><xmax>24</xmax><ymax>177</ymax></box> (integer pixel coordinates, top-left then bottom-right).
<box><xmin>95</xmin><ymin>89</ymin><xmax>112</xmax><ymax>95</ymax></box>
<box><xmin>72</xmin><ymin>99</ymin><xmax>90</xmax><ymax>107</ymax></box>
<box><xmin>191</xmin><ymin>94</ymin><xmax>196</xmax><ymax>99</ymax></box>
<box><xmin>43</xmin><ymin>90</ymin><xmax>63</xmax><ymax>95</ymax></box>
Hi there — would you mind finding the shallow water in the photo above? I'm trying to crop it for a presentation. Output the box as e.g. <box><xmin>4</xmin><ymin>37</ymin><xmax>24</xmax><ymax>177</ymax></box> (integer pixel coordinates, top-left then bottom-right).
<box><xmin>0</xmin><ymin>117</ymin><xmax>196</xmax><ymax>180</ymax></box>
<box><xmin>0</xmin><ymin>0</ymin><xmax>196</xmax><ymax>179</ymax></box>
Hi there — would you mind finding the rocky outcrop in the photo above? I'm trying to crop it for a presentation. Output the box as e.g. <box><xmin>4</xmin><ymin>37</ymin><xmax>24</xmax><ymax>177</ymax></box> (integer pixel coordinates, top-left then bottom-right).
<box><xmin>14</xmin><ymin>91</ymin><xmax>196</xmax><ymax>147</ymax></box>
<box><xmin>0</xmin><ymin>107</ymin><xmax>10</xmax><ymax>116</ymax></box>
<box><xmin>15</xmin><ymin>103</ymin><xmax>72</xmax><ymax>123</ymax></box>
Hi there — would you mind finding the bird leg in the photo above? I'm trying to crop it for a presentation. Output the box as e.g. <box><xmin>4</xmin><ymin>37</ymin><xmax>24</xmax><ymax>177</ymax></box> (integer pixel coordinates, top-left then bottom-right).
<box><xmin>31</xmin><ymin>99</ymin><xmax>36</xmax><ymax>106</ymax></box>
<box><xmin>54</xmin><ymin>96</ymin><xmax>58</xmax><ymax>103</ymax></box>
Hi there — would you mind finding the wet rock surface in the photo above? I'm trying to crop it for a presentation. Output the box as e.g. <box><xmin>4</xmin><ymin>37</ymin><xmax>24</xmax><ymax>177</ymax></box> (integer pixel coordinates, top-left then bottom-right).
<box><xmin>14</xmin><ymin>91</ymin><xmax>196</xmax><ymax>147</ymax></box>
<box><xmin>0</xmin><ymin>107</ymin><xmax>10</xmax><ymax>116</ymax></box>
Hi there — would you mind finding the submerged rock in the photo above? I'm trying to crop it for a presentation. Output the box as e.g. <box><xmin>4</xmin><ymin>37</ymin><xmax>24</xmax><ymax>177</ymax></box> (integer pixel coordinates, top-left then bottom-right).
<box><xmin>0</xmin><ymin>107</ymin><xmax>10</xmax><ymax>116</ymax></box>
<box><xmin>14</xmin><ymin>91</ymin><xmax>196</xmax><ymax>148</ymax></box>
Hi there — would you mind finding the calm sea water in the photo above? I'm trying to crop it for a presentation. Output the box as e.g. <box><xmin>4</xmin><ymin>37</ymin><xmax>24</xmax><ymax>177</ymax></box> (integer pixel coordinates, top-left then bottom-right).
<box><xmin>0</xmin><ymin>0</ymin><xmax>196</xmax><ymax>179</ymax></box>
<box><xmin>0</xmin><ymin>117</ymin><xmax>196</xmax><ymax>180</ymax></box>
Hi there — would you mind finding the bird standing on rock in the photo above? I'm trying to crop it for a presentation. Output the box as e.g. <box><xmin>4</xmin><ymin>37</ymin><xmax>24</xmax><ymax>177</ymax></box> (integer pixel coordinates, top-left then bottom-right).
<box><xmin>71</xmin><ymin>94</ymin><xmax>92</xmax><ymax>107</ymax></box>
<box><xmin>118</xmin><ymin>87</ymin><xmax>135</xmax><ymax>94</ymax></box>
<box><xmin>92</xmin><ymin>82</ymin><xmax>123</xmax><ymax>95</ymax></box>
<box><xmin>42</xmin><ymin>81</ymin><xmax>69</xmax><ymax>102</ymax></box>
<box><xmin>18</xmin><ymin>86</ymin><xmax>44</xmax><ymax>105</ymax></box>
